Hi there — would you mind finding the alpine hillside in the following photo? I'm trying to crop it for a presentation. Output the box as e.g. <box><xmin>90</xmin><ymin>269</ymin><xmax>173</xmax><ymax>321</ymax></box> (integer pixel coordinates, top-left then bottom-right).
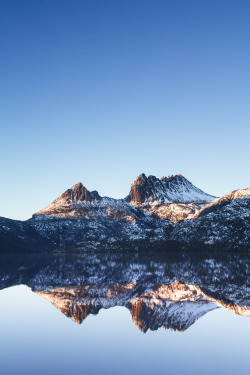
<box><xmin>0</xmin><ymin>173</ymin><xmax>249</xmax><ymax>252</ymax></box>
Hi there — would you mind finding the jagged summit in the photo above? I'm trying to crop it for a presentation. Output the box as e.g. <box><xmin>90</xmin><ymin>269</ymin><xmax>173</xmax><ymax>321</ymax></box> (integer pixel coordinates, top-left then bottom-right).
<box><xmin>32</xmin><ymin>181</ymin><xmax>170</xmax><ymax>229</ymax></box>
<box><xmin>33</xmin><ymin>182</ymin><xmax>104</xmax><ymax>219</ymax></box>
<box><xmin>32</xmin><ymin>175</ymin><xmax>216</xmax><ymax>223</ymax></box>
<box><xmin>33</xmin><ymin>182</ymin><xmax>103</xmax><ymax>218</ymax></box>
<box><xmin>126</xmin><ymin>173</ymin><xmax>215</xmax><ymax>205</ymax></box>
<box><xmin>61</xmin><ymin>182</ymin><xmax>101</xmax><ymax>203</ymax></box>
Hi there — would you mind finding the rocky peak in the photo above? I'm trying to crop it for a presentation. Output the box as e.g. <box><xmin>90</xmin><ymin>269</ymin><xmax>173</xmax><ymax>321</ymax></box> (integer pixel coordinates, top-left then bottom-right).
<box><xmin>62</xmin><ymin>182</ymin><xmax>91</xmax><ymax>202</ymax></box>
<box><xmin>126</xmin><ymin>173</ymin><xmax>215</xmax><ymax>204</ymax></box>
<box><xmin>33</xmin><ymin>182</ymin><xmax>103</xmax><ymax>218</ymax></box>
<box><xmin>61</xmin><ymin>182</ymin><xmax>102</xmax><ymax>203</ymax></box>
<box><xmin>136</xmin><ymin>173</ymin><xmax>147</xmax><ymax>182</ymax></box>
<box><xmin>126</xmin><ymin>173</ymin><xmax>148</xmax><ymax>203</ymax></box>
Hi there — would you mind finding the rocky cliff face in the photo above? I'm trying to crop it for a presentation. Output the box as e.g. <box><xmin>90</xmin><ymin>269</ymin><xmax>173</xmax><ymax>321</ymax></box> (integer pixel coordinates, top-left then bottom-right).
<box><xmin>126</xmin><ymin>174</ymin><xmax>215</xmax><ymax>204</ymax></box>
<box><xmin>126</xmin><ymin>174</ymin><xmax>216</xmax><ymax>222</ymax></box>
<box><xmin>34</xmin><ymin>182</ymin><xmax>137</xmax><ymax>221</ymax></box>
<box><xmin>61</xmin><ymin>182</ymin><xmax>101</xmax><ymax>202</ymax></box>
<box><xmin>33</xmin><ymin>175</ymin><xmax>216</xmax><ymax>224</ymax></box>
<box><xmin>33</xmin><ymin>174</ymin><xmax>216</xmax><ymax>224</ymax></box>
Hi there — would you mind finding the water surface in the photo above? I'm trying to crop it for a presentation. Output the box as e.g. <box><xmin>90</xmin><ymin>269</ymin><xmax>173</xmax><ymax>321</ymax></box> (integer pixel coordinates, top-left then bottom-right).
<box><xmin>0</xmin><ymin>251</ymin><xmax>249</xmax><ymax>375</ymax></box>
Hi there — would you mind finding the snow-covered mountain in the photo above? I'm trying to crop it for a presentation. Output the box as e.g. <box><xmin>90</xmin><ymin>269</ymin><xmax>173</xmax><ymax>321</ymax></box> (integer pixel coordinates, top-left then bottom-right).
<box><xmin>168</xmin><ymin>188</ymin><xmax>250</xmax><ymax>249</ymax></box>
<box><xmin>0</xmin><ymin>176</ymin><xmax>249</xmax><ymax>252</ymax></box>
<box><xmin>32</xmin><ymin>174</ymin><xmax>216</xmax><ymax>225</ymax></box>
<box><xmin>34</xmin><ymin>182</ymin><xmax>143</xmax><ymax>222</ymax></box>
<box><xmin>34</xmin><ymin>176</ymin><xmax>215</xmax><ymax>223</ymax></box>
<box><xmin>126</xmin><ymin>174</ymin><xmax>216</xmax><ymax>222</ymax></box>
<box><xmin>126</xmin><ymin>174</ymin><xmax>215</xmax><ymax>204</ymax></box>
<box><xmin>195</xmin><ymin>188</ymin><xmax>250</xmax><ymax>218</ymax></box>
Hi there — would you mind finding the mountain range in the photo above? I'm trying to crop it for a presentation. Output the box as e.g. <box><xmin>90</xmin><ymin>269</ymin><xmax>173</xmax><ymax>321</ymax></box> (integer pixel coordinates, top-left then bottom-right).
<box><xmin>0</xmin><ymin>173</ymin><xmax>249</xmax><ymax>252</ymax></box>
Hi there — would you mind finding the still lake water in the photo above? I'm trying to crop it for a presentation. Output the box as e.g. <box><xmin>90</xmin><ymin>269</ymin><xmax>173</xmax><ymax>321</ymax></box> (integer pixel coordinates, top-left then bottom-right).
<box><xmin>0</xmin><ymin>251</ymin><xmax>249</xmax><ymax>375</ymax></box>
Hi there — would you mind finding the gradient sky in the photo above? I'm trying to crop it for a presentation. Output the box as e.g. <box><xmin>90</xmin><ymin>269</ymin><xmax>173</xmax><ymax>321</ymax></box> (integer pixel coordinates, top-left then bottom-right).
<box><xmin>1</xmin><ymin>0</ymin><xmax>250</xmax><ymax>220</ymax></box>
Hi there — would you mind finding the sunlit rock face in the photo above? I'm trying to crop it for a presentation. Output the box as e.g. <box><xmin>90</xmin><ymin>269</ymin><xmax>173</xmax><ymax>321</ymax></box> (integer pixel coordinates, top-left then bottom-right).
<box><xmin>25</xmin><ymin>180</ymin><xmax>172</xmax><ymax>250</ymax></box>
<box><xmin>33</xmin><ymin>182</ymin><xmax>153</xmax><ymax>222</ymax></box>
<box><xmin>126</xmin><ymin>174</ymin><xmax>215</xmax><ymax>222</ymax></box>
<box><xmin>126</xmin><ymin>174</ymin><xmax>215</xmax><ymax>205</ymax></box>
<box><xmin>33</xmin><ymin>174</ymin><xmax>215</xmax><ymax>224</ymax></box>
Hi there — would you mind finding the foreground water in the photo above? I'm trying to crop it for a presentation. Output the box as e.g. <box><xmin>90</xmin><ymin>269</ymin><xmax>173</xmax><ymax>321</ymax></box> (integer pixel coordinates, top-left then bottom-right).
<box><xmin>0</xmin><ymin>251</ymin><xmax>249</xmax><ymax>375</ymax></box>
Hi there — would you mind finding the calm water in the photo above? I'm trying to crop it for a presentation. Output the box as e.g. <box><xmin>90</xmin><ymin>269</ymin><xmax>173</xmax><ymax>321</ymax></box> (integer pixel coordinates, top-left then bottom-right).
<box><xmin>0</xmin><ymin>251</ymin><xmax>249</xmax><ymax>375</ymax></box>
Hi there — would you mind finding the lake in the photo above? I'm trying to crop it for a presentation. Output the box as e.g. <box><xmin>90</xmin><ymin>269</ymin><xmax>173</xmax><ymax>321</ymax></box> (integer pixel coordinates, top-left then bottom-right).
<box><xmin>0</xmin><ymin>251</ymin><xmax>249</xmax><ymax>375</ymax></box>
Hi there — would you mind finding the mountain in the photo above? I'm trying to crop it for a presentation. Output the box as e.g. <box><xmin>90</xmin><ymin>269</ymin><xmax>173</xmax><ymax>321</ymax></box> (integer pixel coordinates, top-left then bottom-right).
<box><xmin>195</xmin><ymin>188</ymin><xmax>250</xmax><ymax>218</ymax></box>
<box><xmin>34</xmin><ymin>176</ymin><xmax>215</xmax><ymax>223</ymax></box>
<box><xmin>34</xmin><ymin>182</ymin><xmax>132</xmax><ymax>220</ymax></box>
<box><xmin>0</xmin><ymin>216</ymin><xmax>53</xmax><ymax>252</ymax></box>
<box><xmin>33</xmin><ymin>174</ymin><xmax>216</xmax><ymax>224</ymax></box>
<box><xmin>0</xmin><ymin>174</ymin><xmax>249</xmax><ymax>252</ymax></box>
<box><xmin>126</xmin><ymin>174</ymin><xmax>216</xmax><ymax>222</ymax></box>
<box><xmin>0</xmin><ymin>180</ymin><xmax>173</xmax><ymax>252</ymax></box>
<box><xmin>0</xmin><ymin>213</ymin><xmax>170</xmax><ymax>253</ymax></box>
<box><xmin>168</xmin><ymin>188</ymin><xmax>250</xmax><ymax>249</ymax></box>
<box><xmin>126</xmin><ymin>174</ymin><xmax>215</xmax><ymax>204</ymax></box>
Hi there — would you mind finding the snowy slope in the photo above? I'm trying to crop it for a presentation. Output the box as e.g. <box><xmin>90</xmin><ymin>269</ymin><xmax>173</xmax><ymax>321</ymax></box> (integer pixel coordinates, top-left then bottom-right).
<box><xmin>34</xmin><ymin>182</ymin><xmax>144</xmax><ymax>222</ymax></box>
<box><xmin>195</xmin><ymin>188</ymin><xmax>250</xmax><ymax>218</ymax></box>
<box><xmin>0</xmin><ymin>179</ymin><xmax>249</xmax><ymax>252</ymax></box>
<box><xmin>126</xmin><ymin>174</ymin><xmax>216</xmax><ymax>222</ymax></box>
<box><xmin>169</xmin><ymin>189</ymin><xmax>250</xmax><ymax>249</ymax></box>
<box><xmin>34</xmin><ymin>182</ymin><xmax>172</xmax><ymax>225</ymax></box>
<box><xmin>126</xmin><ymin>174</ymin><xmax>216</xmax><ymax>204</ymax></box>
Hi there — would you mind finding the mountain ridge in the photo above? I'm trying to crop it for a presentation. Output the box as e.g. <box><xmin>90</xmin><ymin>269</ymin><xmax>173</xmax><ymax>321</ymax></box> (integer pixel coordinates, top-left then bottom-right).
<box><xmin>0</xmin><ymin>174</ymin><xmax>249</xmax><ymax>252</ymax></box>
<box><xmin>126</xmin><ymin>173</ymin><xmax>216</xmax><ymax>205</ymax></box>
<box><xmin>33</xmin><ymin>173</ymin><xmax>216</xmax><ymax>223</ymax></box>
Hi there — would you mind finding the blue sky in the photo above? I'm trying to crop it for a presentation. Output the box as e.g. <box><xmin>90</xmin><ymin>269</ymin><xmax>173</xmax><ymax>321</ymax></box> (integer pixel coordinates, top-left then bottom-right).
<box><xmin>1</xmin><ymin>0</ymin><xmax>249</xmax><ymax>220</ymax></box>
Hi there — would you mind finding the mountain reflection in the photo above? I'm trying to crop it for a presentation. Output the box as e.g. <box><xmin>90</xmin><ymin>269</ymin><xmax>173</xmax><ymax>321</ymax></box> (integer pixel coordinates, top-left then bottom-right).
<box><xmin>0</xmin><ymin>251</ymin><xmax>249</xmax><ymax>332</ymax></box>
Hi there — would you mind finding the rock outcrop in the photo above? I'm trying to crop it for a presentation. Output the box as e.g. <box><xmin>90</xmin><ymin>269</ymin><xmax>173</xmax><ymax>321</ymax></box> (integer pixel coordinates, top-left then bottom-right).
<box><xmin>126</xmin><ymin>174</ymin><xmax>216</xmax><ymax>222</ymax></box>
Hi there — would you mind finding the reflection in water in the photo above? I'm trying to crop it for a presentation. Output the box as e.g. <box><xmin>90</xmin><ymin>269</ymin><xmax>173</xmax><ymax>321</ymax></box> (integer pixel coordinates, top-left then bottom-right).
<box><xmin>35</xmin><ymin>280</ymin><xmax>250</xmax><ymax>332</ymax></box>
<box><xmin>0</xmin><ymin>251</ymin><xmax>249</xmax><ymax>333</ymax></box>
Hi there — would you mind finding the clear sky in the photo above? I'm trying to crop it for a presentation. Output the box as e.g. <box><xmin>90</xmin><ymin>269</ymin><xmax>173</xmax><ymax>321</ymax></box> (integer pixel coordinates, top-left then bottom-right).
<box><xmin>0</xmin><ymin>0</ymin><xmax>249</xmax><ymax>220</ymax></box>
